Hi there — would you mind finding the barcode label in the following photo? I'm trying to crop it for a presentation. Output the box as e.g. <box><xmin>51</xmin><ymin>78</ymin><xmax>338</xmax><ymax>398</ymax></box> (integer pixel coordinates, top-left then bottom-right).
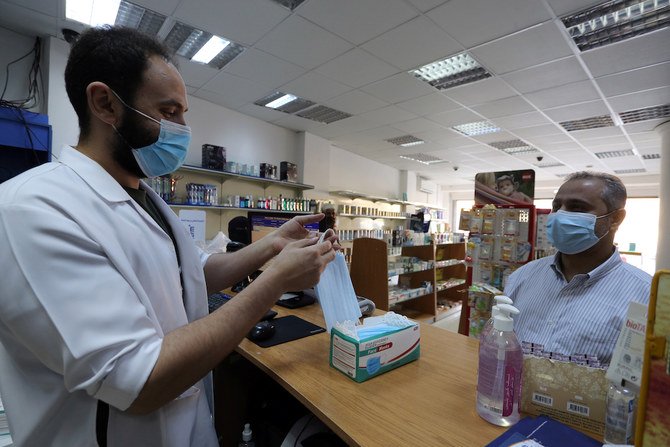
<box><xmin>532</xmin><ymin>392</ymin><xmax>553</xmax><ymax>407</ymax></box>
<box><xmin>567</xmin><ymin>401</ymin><xmax>590</xmax><ymax>416</ymax></box>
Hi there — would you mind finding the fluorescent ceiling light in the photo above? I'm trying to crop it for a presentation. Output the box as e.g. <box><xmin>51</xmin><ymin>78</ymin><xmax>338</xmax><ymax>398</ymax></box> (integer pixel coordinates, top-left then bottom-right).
<box><xmin>452</xmin><ymin>121</ymin><xmax>500</xmax><ymax>136</ymax></box>
<box><xmin>266</xmin><ymin>94</ymin><xmax>297</xmax><ymax>109</ymax></box>
<box><xmin>386</xmin><ymin>135</ymin><xmax>425</xmax><ymax>147</ymax></box>
<box><xmin>191</xmin><ymin>36</ymin><xmax>230</xmax><ymax>64</ymax></box>
<box><xmin>67</xmin><ymin>0</ymin><xmax>121</xmax><ymax>26</ymax></box>
<box><xmin>115</xmin><ymin>1</ymin><xmax>166</xmax><ymax>36</ymax></box>
<box><xmin>615</xmin><ymin>168</ymin><xmax>646</xmax><ymax>174</ymax></box>
<box><xmin>399</xmin><ymin>154</ymin><xmax>446</xmax><ymax>165</ymax></box>
<box><xmin>559</xmin><ymin>115</ymin><xmax>614</xmax><ymax>131</ymax></box>
<box><xmin>594</xmin><ymin>149</ymin><xmax>635</xmax><ymax>158</ymax></box>
<box><xmin>619</xmin><ymin>103</ymin><xmax>670</xmax><ymax>123</ymax></box>
<box><xmin>562</xmin><ymin>0</ymin><xmax>670</xmax><ymax>51</ymax></box>
<box><xmin>296</xmin><ymin>105</ymin><xmax>351</xmax><ymax>124</ymax></box>
<box><xmin>410</xmin><ymin>52</ymin><xmax>491</xmax><ymax>90</ymax></box>
<box><xmin>642</xmin><ymin>153</ymin><xmax>661</xmax><ymax>159</ymax></box>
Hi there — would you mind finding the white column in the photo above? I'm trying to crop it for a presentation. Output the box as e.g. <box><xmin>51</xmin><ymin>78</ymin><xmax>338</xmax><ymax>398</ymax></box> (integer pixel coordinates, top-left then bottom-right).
<box><xmin>655</xmin><ymin>120</ymin><xmax>670</xmax><ymax>271</ymax></box>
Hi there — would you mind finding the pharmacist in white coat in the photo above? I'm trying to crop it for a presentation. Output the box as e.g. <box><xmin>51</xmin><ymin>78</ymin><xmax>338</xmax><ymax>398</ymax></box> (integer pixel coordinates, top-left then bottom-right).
<box><xmin>0</xmin><ymin>27</ymin><xmax>337</xmax><ymax>447</ymax></box>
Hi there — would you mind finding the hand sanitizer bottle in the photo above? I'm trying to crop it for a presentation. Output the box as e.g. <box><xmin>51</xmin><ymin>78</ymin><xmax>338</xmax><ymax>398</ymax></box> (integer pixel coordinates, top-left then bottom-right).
<box><xmin>480</xmin><ymin>295</ymin><xmax>514</xmax><ymax>341</ymax></box>
<box><xmin>238</xmin><ymin>423</ymin><xmax>255</xmax><ymax>447</ymax></box>
<box><xmin>476</xmin><ymin>303</ymin><xmax>523</xmax><ymax>427</ymax></box>
<box><xmin>604</xmin><ymin>379</ymin><xmax>637</xmax><ymax>444</ymax></box>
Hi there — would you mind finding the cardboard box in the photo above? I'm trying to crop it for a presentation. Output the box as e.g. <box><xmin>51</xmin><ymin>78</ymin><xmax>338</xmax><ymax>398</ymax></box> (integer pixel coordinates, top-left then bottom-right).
<box><xmin>330</xmin><ymin>323</ymin><xmax>420</xmax><ymax>382</ymax></box>
<box><xmin>280</xmin><ymin>161</ymin><xmax>298</xmax><ymax>183</ymax></box>
<box><xmin>259</xmin><ymin>163</ymin><xmax>276</xmax><ymax>179</ymax></box>
<box><xmin>201</xmin><ymin>144</ymin><xmax>226</xmax><ymax>170</ymax></box>
<box><xmin>521</xmin><ymin>356</ymin><xmax>608</xmax><ymax>437</ymax></box>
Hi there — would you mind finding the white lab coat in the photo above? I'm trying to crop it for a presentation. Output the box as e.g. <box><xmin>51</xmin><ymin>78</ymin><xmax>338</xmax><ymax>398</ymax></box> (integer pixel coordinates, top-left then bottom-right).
<box><xmin>0</xmin><ymin>146</ymin><xmax>218</xmax><ymax>446</ymax></box>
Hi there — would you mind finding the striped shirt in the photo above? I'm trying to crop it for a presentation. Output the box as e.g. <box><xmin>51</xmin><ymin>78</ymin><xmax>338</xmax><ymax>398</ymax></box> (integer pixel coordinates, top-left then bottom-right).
<box><xmin>503</xmin><ymin>248</ymin><xmax>651</xmax><ymax>364</ymax></box>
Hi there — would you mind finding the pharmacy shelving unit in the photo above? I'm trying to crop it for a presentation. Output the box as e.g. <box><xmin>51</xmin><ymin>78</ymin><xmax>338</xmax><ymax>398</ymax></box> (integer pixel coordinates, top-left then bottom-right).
<box><xmin>434</xmin><ymin>243</ymin><xmax>467</xmax><ymax>323</ymax></box>
<box><xmin>349</xmin><ymin>238</ymin><xmax>466</xmax><ymax>324</ymax></box>
<box><xmin>165</xmin><ymin>165</ymin><xmax>314</xmax><ymax>239</ymax></box>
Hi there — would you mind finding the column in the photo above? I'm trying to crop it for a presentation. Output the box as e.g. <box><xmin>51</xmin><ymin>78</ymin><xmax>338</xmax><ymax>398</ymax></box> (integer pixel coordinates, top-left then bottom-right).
<box><xmin>655</xmin><ymin>120</ymin><xmax>670</xmax><ymax>271</ymax></box>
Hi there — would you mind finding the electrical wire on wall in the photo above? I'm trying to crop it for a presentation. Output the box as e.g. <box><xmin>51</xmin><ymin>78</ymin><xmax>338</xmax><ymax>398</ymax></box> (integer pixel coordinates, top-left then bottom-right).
<box><xmin>0</xmin><ymin>36</ymin><xmax>45</xmax><ymax>163</ymax></box>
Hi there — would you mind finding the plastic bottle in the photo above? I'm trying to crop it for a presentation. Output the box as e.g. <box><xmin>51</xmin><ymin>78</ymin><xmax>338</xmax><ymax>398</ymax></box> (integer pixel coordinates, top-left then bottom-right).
<box><xmin>604</xmin><ymin>379</ymin><xmax>637</xmax><ymax>444</ymax></box>
<box><xmin>476</xmin><ymin>303</ymin><xmax>523</xmax><ymax>427</ymax></box>
<box><xmin>480</xmin><ymin>296</ymin><xmax>514</xmax><ymax>341</ymax></box>
<box><xmin>238</xmin><ymin>422</ymin><xmax>255</xmax><ymax>447</ymax></box>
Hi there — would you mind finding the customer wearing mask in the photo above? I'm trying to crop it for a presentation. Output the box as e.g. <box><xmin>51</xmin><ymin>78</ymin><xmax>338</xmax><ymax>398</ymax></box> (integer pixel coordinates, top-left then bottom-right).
<box><xmin>319</xmin><ymin>203</ymin><xmax>337</xmax><ymax>233</ymax></box>
<box><xmin>503</xmin><ymin>171</ymin><xmax>651</xmax><ymax>363</ymax></box>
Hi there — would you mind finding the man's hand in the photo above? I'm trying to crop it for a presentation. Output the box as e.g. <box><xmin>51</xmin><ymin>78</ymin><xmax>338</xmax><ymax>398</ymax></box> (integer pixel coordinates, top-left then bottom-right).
<box><xmin>263</xmin><ymin>236</ymin><xmax>336</xmax><ymax>292</ymax></box>
<box><xmin>269</xmin><ymin>214</ymin><xmax>340</xmax><ymax>253</ymax></box>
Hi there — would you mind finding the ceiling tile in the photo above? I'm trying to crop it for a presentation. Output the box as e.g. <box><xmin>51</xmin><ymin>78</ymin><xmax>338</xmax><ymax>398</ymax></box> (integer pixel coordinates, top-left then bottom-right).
<box><xmin>596</xmin><ymin>61</ymin><xmax>670</xmax><ymax>98</ymax></box>
<box><xmin>569</xmin><ymin>126</ymin><xmax>624</xmax><ymax>141</ymax></box>
<box><xmin>473</xmin><ymin>131</ymin><xmax>518</xmax><ymax>144</ymax></box>
<box><xmin>395</xmin><ymin>93</ymin><xmax>461</xmax><ymax>116</ymax></box>
<box><xmin>237</xmin><ymin>103</ymin><xmax>288</xmax><ymax>122</ymax></box>
<box><xmin>271</xmin><ymin>114</ymin><xmax>328</xmax><ymax>132</ymax></box>
<box><xmin>471</xmin><ymin>96</ymin><xmax>535</xmax><ymax>119</ymax></box>
<box><xmin>513</xmin><ymin>124</ymin><xmax>565</xmax><ymax>139</ymax></box>
<box><xmin>427</xmin><ymin>0</ymin><xmax>551</xmax><ymax>48</ymax></box>
<box><xmin>358</xmin><ymin>105</ymin><xmax>418</xmax><ymax>125</ymax></box>
<box><xmin>525</xmin><ymin>80</ymin><xmax>601</xmax><ymax>110</ymax></box>
<box><xmin>6</xmin><ymin>0</ymin><xmax>59</xmax><ymax>16</ymax></box>
<box><xmin>297</xmin><ymin>0</ymin><xmax>418</xmax><ymax>45</ymax></box>
<box><xmin>425</xmin><ymin>108</ymin><xmax>483</xmax><ymax>127</ymax></box>
<box><xmin>582</xmin><ymin>28</ymin><xmax>670</xmax><ymax>77</ymax></box>
<box><xmin>360</xmin><ymin>72</ymin><xmax>436</xmax><ymax>104</ymax></box>
<box><xmin>470</xmin><ymin>22</ymin><xmax>573</xmax><ymax>75</ymax></box>
<box><xmin>404</xmin><ymin>0</ymin><xmax>448</xmax><ymax>12</ymax></box>
<box><xmin>623</xmin><ymin>118</ymin><xmax>668</xmax><ymax>134</ymax></box>
<box><xmin>173</xmin><ymin>0</ymin><xmax>289</xmax><ymax>46</ymax></box>
<box><xmin>278</xmin><ymin>71</ymin><xmax>352</xmax><ymax>103</ymax></box>
<box><xmin>545</xmin><ymin>0</ymin><xmax>604</xmax><ymax>17</ymax></box>
<box><xmin>628</xmin><ymin>132</ymin><xmax>661</xmax><ymax>145</ymax></box>
<box><xmin>392</xmin><ymin>118</ymin><xmax>447</xmax><ymax>134</ymax></box>
<box><xmin>413</xmin><ymin>128</ymin><xmax>470</xmax><ymax>145</ymax></box>
<box><xmin>177</xmin><ymin>56</ymin><xmax>220</xmax><ymax>89</ymax></box>
<box><xmin>0</xmin><ymin>1</ymin><xmax>60</xmax><ymax>38</ymax></box>
<box><xmin>607</xmin><ymin>87</ymin><xmax>670</xmax><ymax>113</ymax></box>
<box><xmin>255</xmin><ymin>15</ymin><xmax>353</xmax><ymax>69</ymax></box>
<box><xmin>223</xmin><ymin>48</ymin><xmax>305</xmax><ymax>89</ymax></box>
<box><xmin>501</xmin><ymin>56</ymin><xmax>589</xmax><ymax>94</ymax></box>
<box><xmin>443</xmin><ymin>77</ymin><xmax>517</xmax><ymax>106</ymax></box>
<box><xmin>580</xmin><ymin>135</ymin><xmax>630</xmax><ymax>148</ymax></box>
<box><xmin>311</xmin><ymin>116</ymin><xmax>381</xmax><ymax>139</ymax></box>
<box><xmin>201</xmin><ymin>72</ymin><xmax>272</xmax><ymax>109</ymax></box>
<box><xmin>491</xmin><ymin>111</ymin><xmax>551</xmax><ymax>129</ymax></box>
<box><xmin>321</xmin><ymin>89</ymin><xmax>389</xmax><ymax>115</ymax></box>
<box><xmin>315</xmin><ymin>48</ymin><xmax>399</xmax><ymax>88</ymax></box>
<box><xmin>361</xmin><ymin>16</ymin><xmax>463</xmax><ymax>71</ymax></box>
<box><xmin>542</xmin><ymin>100</ymin><xmax>610</xmax><ymax>122</ymax></box>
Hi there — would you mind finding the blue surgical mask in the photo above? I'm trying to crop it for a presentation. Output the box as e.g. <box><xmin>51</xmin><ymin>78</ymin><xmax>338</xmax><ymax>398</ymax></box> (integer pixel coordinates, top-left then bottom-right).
<box><xmin>546</xmin><ymin>209</ymin><xmax>616</xmax><ymax>255</ymax></box>
<box><xmin>111</xmin><ymin>90</ymin><xmax>191</xmax><ymax>177</ymax></box>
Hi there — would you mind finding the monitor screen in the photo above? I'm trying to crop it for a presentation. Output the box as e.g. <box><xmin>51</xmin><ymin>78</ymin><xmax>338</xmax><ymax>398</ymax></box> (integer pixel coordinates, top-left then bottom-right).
<box><xmin>248</xmin><ymin>211</ymin><xmax>319</xmax><ymax>243</ymax></box>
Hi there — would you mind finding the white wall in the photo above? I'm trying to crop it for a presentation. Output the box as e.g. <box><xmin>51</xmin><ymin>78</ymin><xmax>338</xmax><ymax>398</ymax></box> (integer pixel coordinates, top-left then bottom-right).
<box><xmin>0</xmin><ymin>27</ymin><xmax>42</xmax><ymax>113</ymax></box>
<box><xmin>299</xmin><ymin>132</ymin><xmax>331</xmax><ymax>192</ymax></box>
<box><xmin>329</xmin><ymin>145</ymin><xmax>400</xmax><ymax>199</ymax></box>
<box><xmin>46</xmin><ymin>36</ymin><xmax>79</xmax><ymax>157</ymax></box>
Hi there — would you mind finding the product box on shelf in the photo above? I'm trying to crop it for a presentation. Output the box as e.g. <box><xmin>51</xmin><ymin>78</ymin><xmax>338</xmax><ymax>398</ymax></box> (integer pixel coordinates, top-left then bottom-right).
<box><xmin>330</xmin><ymin>323</ymin><xmax>420</xmax><ymax>383</ymax></box>
<box><xmin>201</xmin><ymin>144</ymin><xmax>226</xmax><ymax>170</ymax></box>
<box><xmin>259</xmin><ymin>163</ymin><xmax>277</xmax><ymax>179</ymax></box>
<box><xmin>280</xmin><ymin>161</ymin><xmax>298</xmax><ymax>183</ymax></box>
<box><xmin>521</xmin><ymin>355</ymin><xmax>608</xmax><ymax>437</ymax></box>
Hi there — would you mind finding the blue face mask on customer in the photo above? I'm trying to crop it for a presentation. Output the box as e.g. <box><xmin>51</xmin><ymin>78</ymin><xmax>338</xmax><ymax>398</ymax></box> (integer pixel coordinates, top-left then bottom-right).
<box><xmin>111</xmin><ymin>90</ymin><xmax>191</xmax><ymax>177</ymax></box>
<box><xmin>546</xmin><ymin>209</ymin><xmax>617</xmax><ymax>255</ymax></box>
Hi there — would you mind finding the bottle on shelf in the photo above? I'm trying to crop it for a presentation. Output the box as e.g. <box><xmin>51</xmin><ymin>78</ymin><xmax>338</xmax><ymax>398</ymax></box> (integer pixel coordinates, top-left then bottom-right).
<box><xmin>479</xmin><ymin>295</ymin><xmax>514</xmax><ymax>341</ymax></box>
<box><xmin>238</xmin><ymin>422</ymin><xmax>255</xmax><ymax>447</ymax></box>
<box><xmin>604</xmin><ymin>379</ymin><xmax>637</xmax><ymax>444</ymax></box>
<box><xmin>476</xmin><ymin>303</ymin><xmax>522</xmax><ymax>427</ymax></box>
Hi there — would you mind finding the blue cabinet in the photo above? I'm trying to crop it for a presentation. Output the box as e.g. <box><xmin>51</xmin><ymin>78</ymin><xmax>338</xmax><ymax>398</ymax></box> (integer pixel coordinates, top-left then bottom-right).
<box><xmin>0</xmin><ymin>107</ymin><xmax>52</xmax><ymax>183</ymax></box>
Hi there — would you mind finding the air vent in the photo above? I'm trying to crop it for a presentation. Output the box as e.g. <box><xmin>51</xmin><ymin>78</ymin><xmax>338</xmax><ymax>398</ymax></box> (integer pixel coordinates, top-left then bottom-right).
<box><xmin>535</xmin><ymin>162</ymin><xmax>565</xmax><ymax>168</ymax></box>
<box><xmin>619</xmin><ymin>104</ymin><xmax>670</xmax><ymax>123</ymax></box>
<box><xmin>642</xmin><ymin>153</ymin><xmax>661</xmax><ymax>159</ymax></box>
<box><xmin>410</xmin><ymin>52</ymin><xmax>491</xmax><ymax>91</ymax></box>
<box><xmin>270</xmin><ymin>0</ymin><xmax>307</xmax><ymax>10</ymax></box>
<box><xmin>385</xmin><ymin>135</ymin><xmax>425</xmax><ymax>147</ymax></box>
<box><xmin>489</xmin><ymin>139</ymin><xmax>539</xmax><ymax>155</ymax></box>
<box><xmin>614</xmin><ymin>168</ymin><xmax>647</xmax><ymax>174</ymax></box>
<box><xmin>594</xmin><ymin>149</ymin><xmax>635</xmax><ymax>159</ymax></box>
<box><xmin>399</xmin><ymin>154</ymin><xmax>447</xmax><ymax>165</ymax></box>
<box><xmin>561</xmin><ymin>0</ymin><xmax>670</xmax><ymax>51</ymax></box>
<box><xmin>296</xmin><ymin>105</ymin><xmax>352</xmax><ymax>124</ymax></box>
<box><xmin>559</xmin><ymin>115</ymin><xmax>614</xmax><ymax>131</ymax></box>
<box><xmin>116</xmin><ymin>1</ymin><xmax>166</xmax><ymax>36</ymax></box>
<box><xmin>452</xmin><ymin>121</ymin><xmax>500</xmax><ymax>136</ymax></box>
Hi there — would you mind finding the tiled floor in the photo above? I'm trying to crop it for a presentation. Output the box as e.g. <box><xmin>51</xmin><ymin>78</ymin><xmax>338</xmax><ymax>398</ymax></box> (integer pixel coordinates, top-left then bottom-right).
<box><xmin>432</xmin><ymin>310</ymin><xmax>461</xmax><ymax>333</ymax></box>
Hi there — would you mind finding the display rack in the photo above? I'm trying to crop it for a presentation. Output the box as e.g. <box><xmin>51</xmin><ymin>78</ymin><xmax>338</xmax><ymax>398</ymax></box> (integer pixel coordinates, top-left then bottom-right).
<box><xmin>349</xmin><ymin>238</ymin><xmax>466</xmax><ymax>324</ymax></box>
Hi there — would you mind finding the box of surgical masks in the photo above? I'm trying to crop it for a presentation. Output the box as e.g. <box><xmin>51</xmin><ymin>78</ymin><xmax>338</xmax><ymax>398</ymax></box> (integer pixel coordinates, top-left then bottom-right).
<box><xmin>329</xmin><ymin>313</ymin><xmax>420</xmax><ymax>382</ymax></box>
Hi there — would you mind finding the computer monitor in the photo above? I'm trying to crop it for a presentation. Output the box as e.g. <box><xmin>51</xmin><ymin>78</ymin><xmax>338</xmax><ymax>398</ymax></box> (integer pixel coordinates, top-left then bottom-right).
<box><xmin>248</xmin><ymin>211</ymin><xmax>319</xmax><ymax>243</ymax></box>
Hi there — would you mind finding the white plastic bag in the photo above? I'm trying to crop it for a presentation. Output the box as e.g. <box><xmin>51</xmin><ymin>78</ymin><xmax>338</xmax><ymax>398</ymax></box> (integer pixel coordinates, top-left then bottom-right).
<box><xmin>196</xmin><ymin>231</ymin><xmax>231</xmax><ymax>254</ymax></box>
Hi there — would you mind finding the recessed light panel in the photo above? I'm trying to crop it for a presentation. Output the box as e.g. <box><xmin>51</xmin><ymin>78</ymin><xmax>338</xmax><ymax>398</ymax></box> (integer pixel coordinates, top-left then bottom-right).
<box><xmin>562</xmin><ymin>0</ymin><xmax>670</xmax><ymax>51</ymax></box>
<box><xmin>410</xmin><ymin>52</ymin><xmax>492</xmax><ymax>90</ymax></box>
<box><xmin>642</xmin><ymin>153</ymin><xmax>661</xmax><ymax>159</ymax></box>
<box><xmin>614</xmin><ymin>168</ymin><xmax>647</xmax><ymax>174</ymax></box>
<box><xmin>116</xmin><ymin>1</ymin><xmax>166</xmax><ymax>36</ymax></box>
<box><xmin>254</xmin><ymin>92</ymin><xmax>314</xmax><ymax>114</ymax></box>
<box><xmin>452</xmin><ymin>121</ymin><xmax>500</xmax><ymax>136</ymax></box>
<box><xmin>535</xmin><ymin>162</ymin><xmax>565</xmax><ymax>168</ymax></box>
<box><xmin>163</xmin><ymin>21</ymin><xmax>244</xmax><ymax>69</ymax></box>
<box><xmin>296</xmin><ymin>105</ymin><xmax>352</xmax><ymax>124</ymax></box>
<box><xmin>619</xmin><ymin>104</ymin><xmax>670</xmax><ymax>123</ymax></box>
<box><xmin>386</xmin><ymin>135</ymin><xmax>425</xmax><ymax>147</ymax></box>
<box><xmin>595</xmin><ymin>149</ymin><xmax>635</xmax><ymax>159</ymax></box>
<box><xmin>489</xmin><ymin>139</ymin><xmax>539</xmax><ymax>154</ymax></box>
<box><xmin>399</xmin><ymin>154</ymin><xmax>447</xmax><ymax>165</ymax></box>
<box><xmin>559</xmin><ymin>114</ymin><xmax>614</xmax><ymax>131</ymax></box>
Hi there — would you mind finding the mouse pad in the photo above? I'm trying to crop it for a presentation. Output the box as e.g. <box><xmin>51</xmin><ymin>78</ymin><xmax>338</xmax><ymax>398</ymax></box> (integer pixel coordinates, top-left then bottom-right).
<box><xmin>250</xmin><ymin>315</ymin><xmax>325</xmax><ymax>348</ymax></box>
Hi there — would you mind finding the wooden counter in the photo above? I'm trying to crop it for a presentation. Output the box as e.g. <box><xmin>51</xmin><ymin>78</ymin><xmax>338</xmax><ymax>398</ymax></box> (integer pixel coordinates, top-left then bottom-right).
<box><xmin>234</xmin><ymin>304</ymin><xmax>505</xmax><ymax>446</ymax></box>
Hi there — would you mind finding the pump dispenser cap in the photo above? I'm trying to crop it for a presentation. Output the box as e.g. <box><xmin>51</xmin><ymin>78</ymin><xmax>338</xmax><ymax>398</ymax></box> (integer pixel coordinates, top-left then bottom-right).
<box><xmin>491</xmin><ymin>296</ymin><xmax>514</xmax><ymax>319</ymax></box>
<box><xmin>493</xmin><ymin>303</ymin><xmax>520</xmax><ymax>332</ymax></box>
<box><xmin>242</xmin><ymin>423</ymin><xmax>252</xmax><ymax>442</ymax></box>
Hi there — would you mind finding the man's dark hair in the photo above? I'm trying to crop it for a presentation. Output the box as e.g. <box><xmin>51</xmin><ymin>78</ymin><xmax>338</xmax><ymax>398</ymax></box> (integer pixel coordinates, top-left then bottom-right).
<box><xmin>565</xmin><ymin>171</ymin><xmax>627</xmax><ymax>211</ymax></box>
<box><xmin>64</xmin><ymin>26</ymin><xmax>174</xmax><ymax>139</ymax></box>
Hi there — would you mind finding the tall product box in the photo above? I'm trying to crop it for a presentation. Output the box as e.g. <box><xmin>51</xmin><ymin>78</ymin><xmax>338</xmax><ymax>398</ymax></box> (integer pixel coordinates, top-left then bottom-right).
<box><xmin>202</xmin><ymin>144</ymin><xmax>226</xmax><ymax>170</ymax></box>
<box><xmin>330</xmin><ymin>323</ymin><xmax>420</xmax><ymax>382</ymax></box>
<box><xmin>280</xmin><ymin>161</ymin><xmax>298</xmax><ymax>183</ymax></box>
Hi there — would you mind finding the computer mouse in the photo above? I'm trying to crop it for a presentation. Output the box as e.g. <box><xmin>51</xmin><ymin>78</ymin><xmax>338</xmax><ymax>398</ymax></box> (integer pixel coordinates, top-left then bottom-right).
<box><xmin>247</xmin><ymin>321</ymin><xmax>275</xmax><ymax>342</ymax></box>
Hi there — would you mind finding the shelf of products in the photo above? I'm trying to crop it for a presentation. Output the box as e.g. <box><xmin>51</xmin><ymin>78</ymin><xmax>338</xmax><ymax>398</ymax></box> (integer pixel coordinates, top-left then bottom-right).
<box><xmin>168</xmin><ymin>204</ymin><xmax>311</xmax><ymax>214</ymax></box>
<box><xmin>349</xmin><ymin>238</ymin><xmax>466</xmax><ymax>324</ymax></box>
<box><xmin>180</xmin><ymin>165</ymin><xmax>314</xmax><ymax>190</ymax></box>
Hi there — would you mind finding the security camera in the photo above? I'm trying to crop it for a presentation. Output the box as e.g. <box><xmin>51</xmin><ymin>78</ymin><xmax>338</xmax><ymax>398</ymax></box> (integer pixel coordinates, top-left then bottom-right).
<box><xmin>62</xmin><ymin>28</ymin><xmax>80</xmax><ymax>44</ymax></box>
<box><xmin>453</xmin><ymin>166</ymin><xmax>459</xmax><ymax>171</ymax></box>
<box><xmin>536</xmin><ymin>156</ymin><xmax>544</xmax><ymax>162</ymax></box>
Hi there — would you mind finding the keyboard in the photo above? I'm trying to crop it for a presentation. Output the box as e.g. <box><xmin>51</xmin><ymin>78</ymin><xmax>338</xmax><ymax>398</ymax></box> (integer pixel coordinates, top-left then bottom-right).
<box><xmin>208</xmin><ymin>292</ymin><xmax>278</xmax><ymax>321</ymax></box>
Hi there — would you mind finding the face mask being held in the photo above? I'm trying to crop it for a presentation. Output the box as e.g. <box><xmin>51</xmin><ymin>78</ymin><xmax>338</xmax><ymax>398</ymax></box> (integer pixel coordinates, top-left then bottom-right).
<box><xmin>546</xmin><ymin>209</ymin><xmax>617</xmax><ymax>255</ymax></box>
<box><xmin>112</xmin><ymin>90</ymin><xmax>191</xmax><ymax>177</ymax></box>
